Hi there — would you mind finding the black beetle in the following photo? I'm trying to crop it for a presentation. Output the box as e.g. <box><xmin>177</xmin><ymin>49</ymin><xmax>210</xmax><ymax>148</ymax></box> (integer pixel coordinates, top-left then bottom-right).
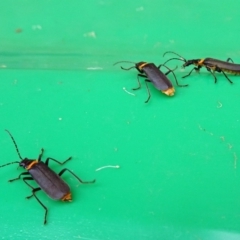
<box><xmin>163</xmin><ymin>51</ymin><xmax>240</xmax><ymax>83</ymax></box>
<box><xmin>114</xmin><ymin>60</ymin><xmax>188</xmax><ymax>103</ymax></box>
<box><xmin>0</xmin><ymin>130</ymin><xmax>95</xmax><ymax>224</ymax></box>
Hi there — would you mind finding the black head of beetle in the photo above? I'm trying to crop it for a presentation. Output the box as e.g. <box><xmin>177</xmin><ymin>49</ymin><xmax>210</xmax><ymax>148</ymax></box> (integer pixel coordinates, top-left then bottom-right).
<box><xmin>19</xmin><ymin>158</ymin><xmax>38</xmax><ymax>170</ymax></box>
<box><xmin>182</xmin><ymin>59</ymin><xmax>203</xmax><ymax>68</ymax></box>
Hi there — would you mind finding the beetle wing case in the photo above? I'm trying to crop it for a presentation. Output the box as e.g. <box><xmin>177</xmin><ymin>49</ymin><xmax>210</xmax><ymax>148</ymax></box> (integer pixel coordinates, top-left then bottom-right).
<box><xmin>29</xmin><ymin>162</ymin><xmax>70</xmax><ymax>200</ymax></box>
<box><xmin>143</xmin><ymin>63</ymin><xmax>173</xmax><ymax>91</ymax></box>
<box><xmin>204</xmin><ymin>58</ymin><xmax>240</xmax><ymax>73</ymax></box>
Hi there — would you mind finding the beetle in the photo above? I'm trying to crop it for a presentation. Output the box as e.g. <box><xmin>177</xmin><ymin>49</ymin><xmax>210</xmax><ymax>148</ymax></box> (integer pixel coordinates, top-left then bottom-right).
<box><xmin>0</xmin><ymin>130</ymin><xmax>96</xmax><ymax>224</ymax></box>
<box><xmin>113</xmin><ymin>61</ymin><xmax>188</xmax><ymax>103</ymax></box>
<box><xmin>163</xmin><ymin>51</ymin><xmax>240</xmax><ymax>83</ymax></box>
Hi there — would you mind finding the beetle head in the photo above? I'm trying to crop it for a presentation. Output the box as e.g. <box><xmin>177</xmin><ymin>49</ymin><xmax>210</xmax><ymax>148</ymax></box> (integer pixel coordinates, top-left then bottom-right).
<box><xmin>183</xmin><ymin>59</ymin><xmax>201</xmax><ymax>68</ymax></box>
<box><xmin>19</xmin><ymin>159</ymin><xmax>31</xmax><ymax>168</ymax></box>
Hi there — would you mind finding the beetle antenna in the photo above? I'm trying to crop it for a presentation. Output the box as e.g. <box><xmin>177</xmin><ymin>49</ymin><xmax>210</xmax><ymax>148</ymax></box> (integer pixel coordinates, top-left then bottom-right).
<box><xmin>162</xmin><ymin>57</ymin><xmax>186</xmax><ymax>66</ymax></box>
<box><xmin>163</xmin><ymin>52</ymin><xmax>187</xmax><ymax>66</ymax></box>
<box><xmin>120</xmin><ymin>66</ymin><xmax>136</xmax><ymax>71</ymax></box>
<box><xmin>163</xmin><ymin>51</ymin><xmax>187</xmax><ymax>61</ymax></box>
<box><xmin>5</xmin><ymin>129</ymin><xmax>23</xmax><ymax>160</ymax></box>
<box><xmin>113</xmin><ymin>61</ymin><xmax>136</xmax><ymax>66</ymax></box>
<box><xmin>113</xmin><ymin>61</ymin><xmax>136</xmax><ymax>71</ymax></box>
<box><xmin>0</xmin><ymin>161</ymin><xmax>20</xmax><ymax>168</ymax></box>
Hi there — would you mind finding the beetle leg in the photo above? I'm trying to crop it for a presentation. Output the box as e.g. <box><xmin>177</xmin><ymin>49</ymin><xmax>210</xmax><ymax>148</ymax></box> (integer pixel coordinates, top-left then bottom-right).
<box><xmin>206</xmin><ymin>67</ymin><xmax>218</xmax><ymax>83</ymax></box>
<box><xmin>134</xmin><ymin>74</ymin><xmax>152</xmax><ymax>103</ymax></box>
<box><xmin>28</xmin><ymin>191</ymin><xmax>47</xmax><ymax>224</ymax></box>
<box><xmin>22</xmin><ymin>177</ymin><xmax>48</xmax><ymax>224</ymax></box>
<box><xmin>38</xmin><ymin>148</ymin><xmax>44</xmax><ymax>162</ymax></box>
<box><xmin>171</xmin><ymin>70</ymin><xmax>188</xmax><ymax>87</ymax></box>
<box><xmin>159</xmin><ymin>64</ymin><xmax>188</xmax><ymax>87</ymax></box>
<box><xmin>157</xmin><ymin>64</ymin><xmax>177</xmax><ymax>74</ymax></box>
<box><xmin>22</xmin><ymin>176</ymin><xmax>36</xmax><ymax>189</ymax></box>
<box><xmin>32</xmin><ymin>191</ymin><xmax>48</xmax><ymax>225</ymax></box>
<box><xmin>58</xmin><ymin>168</ymin><xmax>96</xmax><ymax>184</ymax></box>
<box><xmin>45</xmin><ymin>156</ymin><xmax>72</xmax><ymax>166</ymax></box>
<box><xmin>211</xmin><ymin>66</ymin><xmax>233</xmax><ymax>83</ymax></box>
<box><xmin>182</xmin><ymin>66</ymin><xmax>201</xmax><ymax>78</ymax></box>
<box><xmin>144</xmin><ymin>79</ymin><xmax>151</xmax><ymax>103</ymax></box>
<box><xmin>22</xmin><ymin>177</ymin><xmax>41</xmax><ymax>200</ymax></box>
<box><xmin>221</xmin><ymin>71</ymin><xmax>233</xmax><ymax>84</ymax></box>
<box><xmin>132</xmin><ymin>73</ymin><xmax>146</xmax><ymax>90</ymax></box>
<box><xmin>226</xmin><ymin>57</ymin><xmax>234</xmax><ymax>63</ymax></box>
<box><xmin>8</xmin><ymin>171</ymin><xmax>30</xmax><ymax>182</ymax></box>
<box><xmin>26</xmin><ymin>188</ymin><xmax>41</xmax><ymax>199</ymax></box>
<box><xmin>164</xmin><ymin>70</ymin><xmax>171</xmax><ymax>75</ymax></box>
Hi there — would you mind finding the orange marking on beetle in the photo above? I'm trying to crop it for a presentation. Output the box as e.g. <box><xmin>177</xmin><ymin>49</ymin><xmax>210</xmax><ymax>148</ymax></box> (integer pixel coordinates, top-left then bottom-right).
<box><xmin>26</xmin><ymin>160</ymin><xmax>38</xmax><ymax>170</ymax></box>
<box><xmin>138</xmin><ymin>62</ymin><xmax>148</xmax><ymax>70</ymax></box>
<box><xmin>198</xmin><ymin>59</ymin><xmax>205</xmax><ymax>66</ymax></box>
<box><xmin>61</xmin><ymin>192</ymin><xmax>72</xmax><ymax>201</ymax></box>
<box><xmin>161</xmin><ymin>87</ymin><xmax>175</xmax><ymax>96</ymax></box>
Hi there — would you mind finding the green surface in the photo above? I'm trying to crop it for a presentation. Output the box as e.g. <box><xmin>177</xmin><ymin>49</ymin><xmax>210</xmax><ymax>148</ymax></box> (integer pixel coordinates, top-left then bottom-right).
<box><xmin>1</xmin><ymin>1</ymin><xmax>240</xmax><ymax>239</ymax></box>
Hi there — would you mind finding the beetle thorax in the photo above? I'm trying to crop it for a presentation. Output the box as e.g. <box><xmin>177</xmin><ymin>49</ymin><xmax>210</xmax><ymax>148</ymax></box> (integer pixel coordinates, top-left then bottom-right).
<box><xmin>136</xmin><ymin>62</ymin><xmax>148</xmax><ymax>72</ymax></box>
<box><xmin>183</xmin><ymin>59</ymin><xmax>201</xmax><ymax>67</ymax></box>
<box><xmin>197</xmin><ymin>59</ymin><xmax>205</xmax><ymax>66</ymax></box>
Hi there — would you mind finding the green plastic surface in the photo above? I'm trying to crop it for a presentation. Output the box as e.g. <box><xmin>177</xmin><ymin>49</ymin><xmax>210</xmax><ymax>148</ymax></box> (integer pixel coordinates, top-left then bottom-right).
<box><xmin>1</xmin><ymin>1</ymin><xmax>240</xmax><ymax>239</ymax></box>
